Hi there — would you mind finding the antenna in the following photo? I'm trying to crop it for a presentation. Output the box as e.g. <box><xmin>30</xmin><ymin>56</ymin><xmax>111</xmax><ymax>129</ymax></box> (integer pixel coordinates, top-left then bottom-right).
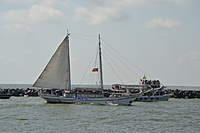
<box><xmin>66</xmin><ymin>28</ymin><xmax>70</xmax><ymax>36</ymax></box>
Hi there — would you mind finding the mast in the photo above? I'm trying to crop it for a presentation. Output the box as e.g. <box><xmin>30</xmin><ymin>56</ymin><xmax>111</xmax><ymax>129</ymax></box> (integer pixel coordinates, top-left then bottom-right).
<box><xmin>98</xmin><ymin>34</ymin><xmax>104</xmax><ymax>90</ymax></box>
<box><xmin>67</xmin><ymin>30</ymin><xmax>71</xmax><ymax>90</ymax></box>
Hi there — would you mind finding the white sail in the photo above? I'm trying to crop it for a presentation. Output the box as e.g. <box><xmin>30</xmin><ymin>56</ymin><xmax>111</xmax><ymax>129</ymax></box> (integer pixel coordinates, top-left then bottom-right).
<box><xmin>33</xmin><ymin>35</ymin><xmax>71</xmax><ymax>89</ymax></box>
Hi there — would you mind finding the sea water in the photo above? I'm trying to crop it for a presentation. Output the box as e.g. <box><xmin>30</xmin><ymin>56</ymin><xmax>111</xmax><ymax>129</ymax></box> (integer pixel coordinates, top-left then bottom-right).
<box><xmin>0</xmin><ymin>85</ymin><xmax>200</xmax><ymax>133</ymax></box>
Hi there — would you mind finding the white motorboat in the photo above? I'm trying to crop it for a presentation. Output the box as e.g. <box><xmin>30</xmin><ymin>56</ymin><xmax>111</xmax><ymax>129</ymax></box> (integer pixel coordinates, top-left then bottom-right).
<box><xmin>112</xmin><ymin>76</ymin><xmax>172</xmax><ymax>102</ymax></box>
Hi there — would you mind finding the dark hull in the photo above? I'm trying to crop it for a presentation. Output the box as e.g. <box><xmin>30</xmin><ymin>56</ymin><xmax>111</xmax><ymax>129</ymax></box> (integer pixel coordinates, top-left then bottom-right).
<box><xmin>0</xmin><ymin>95</ymin><xmax>11</xmax><ymax>99</ymax></box>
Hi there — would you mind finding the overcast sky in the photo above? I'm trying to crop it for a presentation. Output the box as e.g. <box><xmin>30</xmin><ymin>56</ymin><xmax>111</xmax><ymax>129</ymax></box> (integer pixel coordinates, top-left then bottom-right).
<box><xmin>0</xmin><ymin>0</ymin><xmax>200</xmax><ymax>86</ymax></box>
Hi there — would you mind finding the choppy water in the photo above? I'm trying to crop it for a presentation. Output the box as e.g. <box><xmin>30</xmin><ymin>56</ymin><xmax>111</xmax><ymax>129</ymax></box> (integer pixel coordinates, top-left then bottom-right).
<box><xmin>0</xmin><ymin>96</ymin><xmax>199</xmax><ymax>133</ymax></box>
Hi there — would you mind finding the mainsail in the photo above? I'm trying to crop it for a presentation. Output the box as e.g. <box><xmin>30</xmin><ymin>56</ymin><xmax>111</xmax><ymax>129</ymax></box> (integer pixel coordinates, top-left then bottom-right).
<box><xmin>33</xmin><ymin>35</ymin><xmax>71</xmax><ymax>89</ymax></box>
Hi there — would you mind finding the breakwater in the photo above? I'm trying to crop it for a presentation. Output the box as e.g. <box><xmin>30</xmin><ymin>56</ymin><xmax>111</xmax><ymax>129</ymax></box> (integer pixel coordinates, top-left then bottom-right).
<box><xmin>0</xmin><ymin>88</ymin><xmax>40</xmax><ymax>97</ymax></box>
<box><xmin>171</xmin><ymin>89</ymin><xmax>200</xmax><ymax>99</ymax></box>
<box><xmin>0</xmin><ymin>88</ymin><xmax>200</xmax><ymax>99</ymax></box>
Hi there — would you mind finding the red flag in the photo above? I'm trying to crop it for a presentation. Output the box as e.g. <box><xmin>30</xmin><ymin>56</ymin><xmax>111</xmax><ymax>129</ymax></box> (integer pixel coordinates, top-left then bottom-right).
<box><xmin>92</xmin><ymin>68</ymin><xmax>98</xmax><ymax>72</ymax></box>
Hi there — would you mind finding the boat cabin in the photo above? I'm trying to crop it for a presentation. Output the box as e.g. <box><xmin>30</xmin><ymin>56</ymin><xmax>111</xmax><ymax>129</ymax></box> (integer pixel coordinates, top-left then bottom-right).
<box><xmin>64</xmin><ymin>87</ymin><xmax>104</xmax><ymax>98</ymax></box>
<box><xmin>112</xmin><ymin>84</ymin><xmax>151</xmax><ymax>94</ymax></box>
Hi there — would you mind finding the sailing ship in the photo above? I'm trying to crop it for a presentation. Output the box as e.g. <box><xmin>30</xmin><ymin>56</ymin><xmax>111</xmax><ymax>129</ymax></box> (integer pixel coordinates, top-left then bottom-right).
<box><xmin>33</xmin><ymin>33</ymin><xmax>143</xmax><ymax>105</ymax></box>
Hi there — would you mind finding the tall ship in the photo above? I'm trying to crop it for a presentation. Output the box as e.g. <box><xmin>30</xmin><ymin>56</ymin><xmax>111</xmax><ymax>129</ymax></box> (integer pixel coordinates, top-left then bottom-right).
<box><xmin>33</xmin><ymin>33</ymin><xmax>143</xmax><ymax>105</ymax></box>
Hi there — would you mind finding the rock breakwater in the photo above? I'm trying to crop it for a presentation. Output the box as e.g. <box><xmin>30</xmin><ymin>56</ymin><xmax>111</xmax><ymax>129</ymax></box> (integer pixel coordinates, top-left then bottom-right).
<box><xmin>0</xmin><ymin>88</ymin><xmax>200</xmax><ymax>99</ymax></box>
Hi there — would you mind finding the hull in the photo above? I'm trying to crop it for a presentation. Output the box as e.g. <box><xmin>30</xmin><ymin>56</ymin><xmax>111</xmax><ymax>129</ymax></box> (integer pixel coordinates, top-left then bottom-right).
<box><xmin>39</xmin><ymin>93</ymin><xmax>143</xmax><ymax>106</ymax></box>
<box><xmin>0</xmin><ymin>95</ymin><xmax>11</xmax><ymax>99</ymax></box>
<box><xmin>134</xmin><ymin>94</ymin><xmax>171</xmax><ymax>102</ymax></box>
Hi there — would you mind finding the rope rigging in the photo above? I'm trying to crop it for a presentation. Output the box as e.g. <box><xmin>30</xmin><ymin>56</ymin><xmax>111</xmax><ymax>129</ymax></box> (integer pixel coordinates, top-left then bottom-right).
<box><xmin>70</xmin><ymin>33</ymin><xmax>155</xmax><ymax>85</ymax></box>
<box><xmin>101</xmin><ymin>38</ymin><xmax>154</xmax><ymax>80</ymax></box>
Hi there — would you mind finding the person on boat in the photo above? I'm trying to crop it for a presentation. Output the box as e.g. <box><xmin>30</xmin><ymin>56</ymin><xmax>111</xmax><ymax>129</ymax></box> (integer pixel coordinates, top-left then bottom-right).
<box><xmin>141</xmin><ymin>75</ymin><xmax>147</xmax><ymax>84</ymax></box>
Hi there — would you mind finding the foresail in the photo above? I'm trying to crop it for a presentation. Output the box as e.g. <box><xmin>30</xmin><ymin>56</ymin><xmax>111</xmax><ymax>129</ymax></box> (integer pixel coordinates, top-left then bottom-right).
<box><xmin>33</xmin><ymin>36</ymin><xmax>71</xmax><ymax>89</ymax></box>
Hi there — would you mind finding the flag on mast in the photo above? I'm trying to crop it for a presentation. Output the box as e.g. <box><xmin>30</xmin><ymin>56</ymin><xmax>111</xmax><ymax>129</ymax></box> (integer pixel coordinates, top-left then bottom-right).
<box><xmin>92</xmin><ymin>68</ymin><xmax>98</xmax><ymax>72</ymax></box>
